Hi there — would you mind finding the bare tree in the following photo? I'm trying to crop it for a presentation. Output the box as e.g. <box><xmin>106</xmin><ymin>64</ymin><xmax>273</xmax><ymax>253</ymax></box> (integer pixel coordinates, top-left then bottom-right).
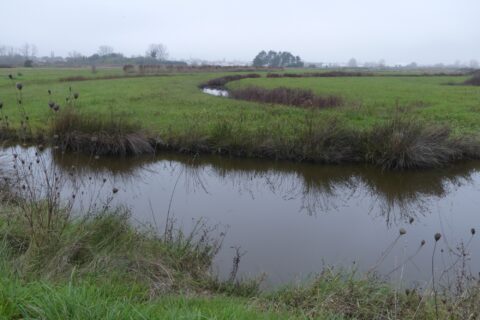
<box><xmin>30</xmin><ymin>44</ymin><xmax>38</xmax><ymax>58</ymax></box>
<box><xmin>146</xmin><ymin>43</ymin><xmax>168</xmax><ymax>61</ymax></box>
<box><xmin>68</xmin><ymin>51</ymin><xmax>84</xmax><ymax>58</ymax></box>
<box><xmin>20</xmin><ymin>43</ymin><xmax>30</xmax><ymax>58</ymax></box>
<box><xmin>98</xmin><ymin>45</ymin><xmax>114</xmax><ymax>56</ymax></box>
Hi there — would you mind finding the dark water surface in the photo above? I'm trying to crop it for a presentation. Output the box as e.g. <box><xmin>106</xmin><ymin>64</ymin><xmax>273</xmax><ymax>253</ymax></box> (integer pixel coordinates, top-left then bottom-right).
<box><xmin>2</xmin><ymin>146</ymin><xmax>480</xmax><ymax>288</ymax></box>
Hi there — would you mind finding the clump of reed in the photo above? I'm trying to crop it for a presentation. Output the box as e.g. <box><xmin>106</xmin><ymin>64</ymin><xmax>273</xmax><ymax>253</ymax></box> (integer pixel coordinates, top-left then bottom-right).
<box><xmin>464</xmin><ymin>72</ymin><xmax>480</xmax><ymax>86</ymax></box>
<box><xmin>198</xmin><ymin>74</ymin><xmax>261</xmax><ymax>89</ymax></box>
<box><xmin>50</xmin><ymin>107</ymin><xmax>155</xmax><ymax>156</ymax></box>
<box><xmin>229</xmin><ymin>86</ymin><xmax>344</xmax><ymax>109</ymax></box>
<box><xmin>363</xmin><ymin>117</ymin><xmax>480</xmax><ymax>170</ymax></box>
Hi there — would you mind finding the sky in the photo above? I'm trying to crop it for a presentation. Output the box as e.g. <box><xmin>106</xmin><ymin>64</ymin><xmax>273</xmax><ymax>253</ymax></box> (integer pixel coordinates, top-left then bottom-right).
<box><xmin>1</xmin><ymin>0</ymin><xmax>479</xmax><ymax>65</ymax></box>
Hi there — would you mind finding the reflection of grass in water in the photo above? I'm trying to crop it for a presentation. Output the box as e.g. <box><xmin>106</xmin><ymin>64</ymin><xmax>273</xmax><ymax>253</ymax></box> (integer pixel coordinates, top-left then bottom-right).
<box><xmin>48</xmin><ymin>149</ymin><xmax>480</xmax><ymax>222</ymax></box>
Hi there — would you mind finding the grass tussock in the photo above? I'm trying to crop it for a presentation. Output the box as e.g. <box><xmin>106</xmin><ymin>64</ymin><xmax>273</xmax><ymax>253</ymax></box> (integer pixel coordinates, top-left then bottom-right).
<box><xmin>259</xmin><ymin>268</ymin><xmax>480</xmax><ymax>319</ymax></box>
<box><xmin>1</xmin><ymin>208</ymin><xmax>221</xmax><ymax>294</ymax></box>
<box><xmin>50</xmin><ymin>107</ymin><xmax>155</xmax><ymax>155</ymax></box>
<box><xmin>364</xmin><ymin>117</ymin><xmax>480</xmax><ymax>169</ymax></box>
<box><xmin>229</xmin><ymin>86</ymin><xmax>344</xmax><ymax>109</ymax></box>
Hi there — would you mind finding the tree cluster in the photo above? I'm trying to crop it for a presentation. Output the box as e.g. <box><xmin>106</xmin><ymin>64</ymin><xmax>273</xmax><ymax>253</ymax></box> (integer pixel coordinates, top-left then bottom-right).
<box><xmin>253</xmin><ymin>50</ymin><xmax>304</xmax><ymax>67</ymax></box>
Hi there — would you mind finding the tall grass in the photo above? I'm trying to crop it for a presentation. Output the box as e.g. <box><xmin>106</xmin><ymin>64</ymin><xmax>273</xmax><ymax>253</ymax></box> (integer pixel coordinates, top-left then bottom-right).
<box><xmin>464</xmin><ymin>72</ymin><xmax>480</xmax><ymax>86</ymax></box>
<box><xmin>364</xmin><ymin>117</ymin><xmax>479</xmax><ymax>169</ymax></box>
<box><xmin>50</xmin><ymin>107</ymin><xmax>155</xmax><ymax>155</ymax></box>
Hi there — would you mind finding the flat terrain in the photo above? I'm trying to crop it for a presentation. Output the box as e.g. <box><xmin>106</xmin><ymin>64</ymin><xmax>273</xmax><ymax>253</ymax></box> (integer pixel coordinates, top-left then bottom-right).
<box><xmin>0</xmin><ymin>68</ymin><xmax>478</xmax><ymax>136</ymax></box>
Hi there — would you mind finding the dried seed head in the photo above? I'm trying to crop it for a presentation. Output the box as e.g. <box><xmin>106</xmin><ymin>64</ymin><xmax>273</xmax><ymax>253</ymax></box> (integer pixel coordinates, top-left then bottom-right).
<box><xmin>112</xmin><ymin>188</ymin><xmax>119</xmax><ymax>194</ymax></box>
<box><xmin>434</xmin><ymin>233</ymin><xmax>441</xmax><ymax>242</ymax></box>
<box><xmin>471</xmin><ymin>228</ymin><xmax>476</xmax><ymax>236</ymax></box>
<box><xmin>48</xmin><ymin>89</ymin><xmax>52</xmax><ymax>95</ymax></box>
<box><xmin>8</xmin><ymin>74</ymin><xmax>13</xmax><ymax>80</ymax></box>
<box><xmin>73</xmin><ymin>93</ymin><xmax>79</xmax><ymax>99</ymax></box>
<box><xmin>16</xmin><ymin>83</ymin><xmax>23</xmax><ymax>90</ymax></box>
<box><xmin>53</xmin><ymin>104</ymin><xmax>60</xmax><ymax>112</ymax></box>
<box><xmin>48</xmin><ymin>101</ymin><xmax>55</xmax><ymax>108</ymax></box>
<box><xmin>0</xmin><ymin>101</ymin><xmax>3</xmax><ymax>109</ymax></box>
<box><xmin>409</xmin><ymin>217</ymin><xmax>414</xmax><ymax>224</ymax></box>
<box><xmin>421</xmin><ymin>240</ymin><xmax>426</xmax><ymax>246</ymax></box>
<box><xmin>399</xmin><ymin>228</ymin><xmax>407</xmax><ymax>236</ymax></box>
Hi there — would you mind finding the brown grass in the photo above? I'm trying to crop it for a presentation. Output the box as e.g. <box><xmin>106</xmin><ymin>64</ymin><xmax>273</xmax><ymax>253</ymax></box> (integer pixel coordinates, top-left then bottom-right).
<box><xmin>50</xmin><ymin>107</ymin><xmax>155</xmax><ymax>155</ymax></box>
<box><xmin>229</xmin><ymin>86</ymin><xmax>344</xmax><ymax>109</ymax></box>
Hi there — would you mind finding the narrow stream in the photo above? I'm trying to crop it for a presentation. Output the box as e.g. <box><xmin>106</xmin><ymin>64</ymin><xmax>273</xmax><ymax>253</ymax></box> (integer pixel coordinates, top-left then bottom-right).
<box><xmin>2</xmin><ymin>146</ymin><xmax>480</xmax><ymax>288</ymax></box>
<box><xmin>202</xmin><ymin>87</ymin><xmax>229</xmax><ymax>97</ymax></box>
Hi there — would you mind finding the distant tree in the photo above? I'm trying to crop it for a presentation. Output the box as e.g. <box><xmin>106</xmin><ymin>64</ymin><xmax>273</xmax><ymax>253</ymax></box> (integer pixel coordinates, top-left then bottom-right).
<box><xmin>20</xmin><ymin>43</ymin><xmax>31</xmax><ymax>58</ymax></box>
<box><xmin>253</xmin><ymin>50</ymin><xmax>267</xmax><ymax>67</ymax></box>
<box><xmin>469</xmin><ymin>59</ymin><xmax>479</xmax><ymax>69</ymax></box>
<box><xmin>252</xmin><ymin>50</ymin><xmax>303</xmax><ymax>67</ymax></box>
<box><xmin>24</xmin><ymin>59</ymin><xmax>33</xmax><ymax>67</ymax></box>
<box><xmin>406</xmin><ymin>62</ymin><xmax>418</xmax><ymax>68</ymax></box>
<box><xmin>347</xmin><ymin>58</ymin><xmax>357</xmax><ymax>68</ymax></box>
<box><xmin>98</xmin><ymin>45</ymin><xmax>114</xmax><ymax>56</ymax></box>
<box><xmin>146</xmin><ymin>43</ymin><xmax>168</xmax><ymax>61</ymax></box>
<box><xmin>68</xmin><ymin>51</ymin><xmax>84</xmax><ymax>58</ymax></box>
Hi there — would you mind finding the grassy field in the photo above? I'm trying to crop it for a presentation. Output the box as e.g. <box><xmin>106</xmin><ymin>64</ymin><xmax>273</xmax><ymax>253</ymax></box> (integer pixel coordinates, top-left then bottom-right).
<box><xmin>0</xmin><ymin>67</ymin><xmax>479</xmax><ymax>168</ymax></box>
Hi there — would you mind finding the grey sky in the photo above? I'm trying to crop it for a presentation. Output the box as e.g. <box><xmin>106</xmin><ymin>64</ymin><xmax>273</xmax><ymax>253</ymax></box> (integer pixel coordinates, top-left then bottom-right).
<box><xmin>1</xmin><ymin>0</ymin><xmax>479</xmax><ymax>64</ymax></box>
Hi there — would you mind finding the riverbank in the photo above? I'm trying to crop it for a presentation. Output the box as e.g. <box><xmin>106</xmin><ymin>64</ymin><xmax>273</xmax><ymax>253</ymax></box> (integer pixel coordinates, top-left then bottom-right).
<box><xmin>1</xmin><ymin>143</ymin><xmax>479</xmax><ymax>318</ymax></box>
<box><xmin>1</xmin><ymin>67</ymin><xmax>480</xmax><ymax>169</ymax></box>
<box><xmin>0</xmin><ymin>201</ymin><xmax>478</xmax><ymax>319</ymax></box>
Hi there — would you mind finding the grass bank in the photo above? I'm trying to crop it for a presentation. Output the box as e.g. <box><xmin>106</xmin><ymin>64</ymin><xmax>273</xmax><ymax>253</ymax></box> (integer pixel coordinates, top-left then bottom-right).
<box><xmin>1</xmin><ymin>67</ymin><xmax>480</xmax><ymax>169</ymax></box>
<box><xmin>0</xmin><ymin>198</ymin><xmax>478</xmax><ymax>319</ymax></box>
<box><xmin>0</xmin><ymin>148</ymin><xmax>479</xmax><ymax>319</ymax></box>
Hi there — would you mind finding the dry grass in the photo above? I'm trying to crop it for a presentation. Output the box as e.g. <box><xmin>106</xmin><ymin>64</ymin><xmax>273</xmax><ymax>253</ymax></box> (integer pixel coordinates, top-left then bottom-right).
<box><xmin>229</xmin><ymin>86</ymin><xmax>343</xmax><ymax>109</ymax></box>
<box><xmin>50</xmin><ymin>107</ymin><xmax>155</xmax><ymax>155</ymax></box>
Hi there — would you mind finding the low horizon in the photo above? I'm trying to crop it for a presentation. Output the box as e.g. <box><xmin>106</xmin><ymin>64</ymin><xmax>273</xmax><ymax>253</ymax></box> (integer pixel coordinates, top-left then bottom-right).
<box><xmin>1</xmin><ymin>0</ymin><xmax>479</xmax><ymax>65</ymax></box>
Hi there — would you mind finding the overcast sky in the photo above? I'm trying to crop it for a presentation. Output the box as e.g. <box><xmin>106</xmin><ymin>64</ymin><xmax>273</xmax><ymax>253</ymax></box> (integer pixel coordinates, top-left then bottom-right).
<box><xmin>1</xmin><ymin>0</ymin><xmax>479</xmax><ymax>64</ymax></box>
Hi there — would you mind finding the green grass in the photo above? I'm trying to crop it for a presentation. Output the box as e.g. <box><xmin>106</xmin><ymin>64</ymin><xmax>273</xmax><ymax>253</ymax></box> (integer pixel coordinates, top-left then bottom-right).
<box><xmin>0</xmin><ymin>276</ymin><xmax>291</xmax><ymax>320</ymax></box>
<box><xmin>1</xmin><ymin>67</ymin><xmax>477</xmax><ymax>138</ymax></box>
<box><xmin>228</xmin><ymin>75</ymin><xmax>480</xmax><ymax>135</ymax></box>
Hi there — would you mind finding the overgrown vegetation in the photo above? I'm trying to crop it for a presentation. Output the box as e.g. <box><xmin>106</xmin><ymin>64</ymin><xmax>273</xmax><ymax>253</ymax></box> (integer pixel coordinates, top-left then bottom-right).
<box><xmin>51</xmin><ymin>107</ymin><xmax>155</xmax><ymax>155</ymax></box>
<box><xmin>464</xmin><ymin>72</ymin><xmax>480</xmax><ymax>85</ymax></box>
<box><xmin>229</xmin><ymin>86</ymin><xmax>343</xmax><ymax>109</ymax></box>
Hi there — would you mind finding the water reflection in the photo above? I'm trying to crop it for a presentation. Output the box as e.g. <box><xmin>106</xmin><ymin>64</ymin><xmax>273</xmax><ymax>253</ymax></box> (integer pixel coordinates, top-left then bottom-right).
<box><xmin>53</xmin><ymin>151</ymin><xmax>478</xmax><ymax>224</ymax></box>
<box><xmin>4</xmin><ymin>147</ymin><xmax>480</xmax><ymax>286</ymax></box>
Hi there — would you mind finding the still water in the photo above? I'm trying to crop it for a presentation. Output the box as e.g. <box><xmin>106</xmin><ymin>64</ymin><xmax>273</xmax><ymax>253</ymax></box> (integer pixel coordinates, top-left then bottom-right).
<box><xmin>2</xmin><ymin>146</ymin><xmax>480</xmax><ymax>288</ymax></box>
